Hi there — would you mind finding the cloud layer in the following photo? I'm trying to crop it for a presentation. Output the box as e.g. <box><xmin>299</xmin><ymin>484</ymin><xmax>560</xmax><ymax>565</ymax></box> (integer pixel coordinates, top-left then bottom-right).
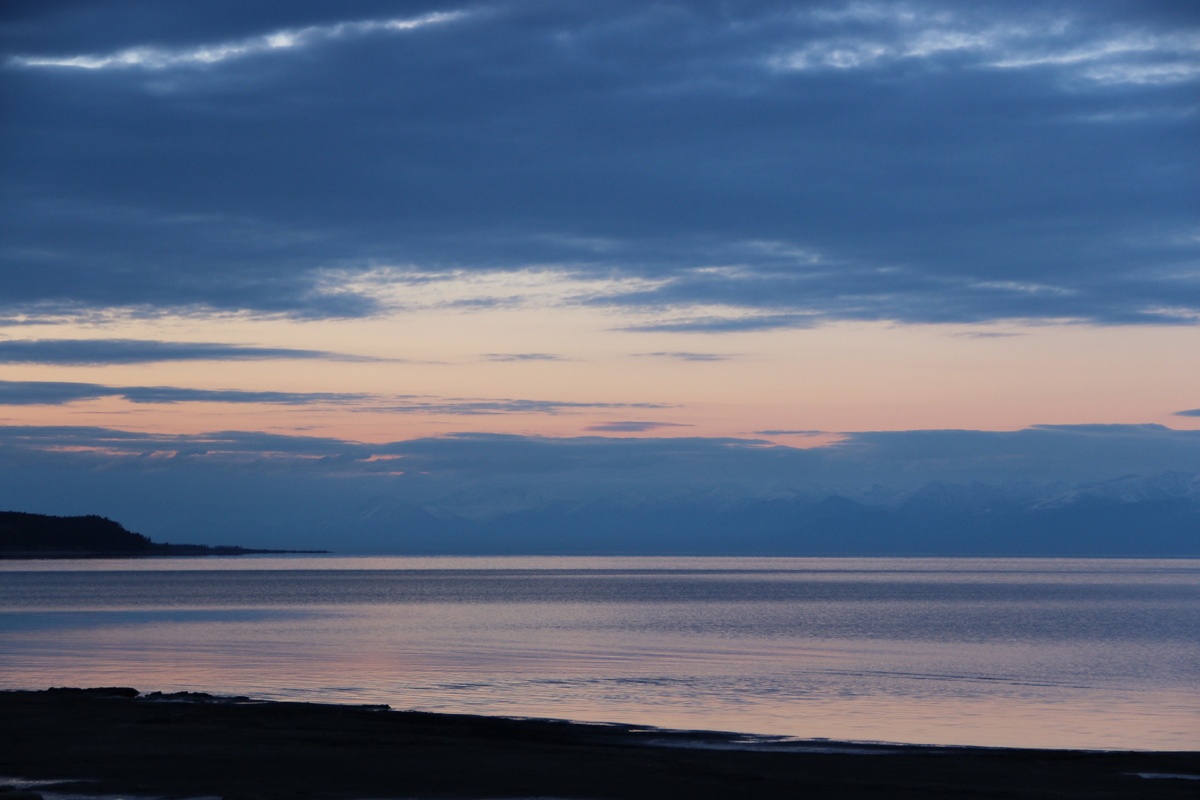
<box><xmin>3</xmin><ymin>421</ymin><xmax>1197</xmax><ymax>488</ymax></box>
<box><xmin>0</xmin><ymin>338</ymin><xmax>374</xmax><ymax>364</ymax></box>
<box><xmin>0</xmin><ymin>380</ymin><xmax>361</xmax><ymax>406</ymax></box>
<box><xmin>0</xmin><ymin>380</ymin><xmax>670</xmax><ymax>415</ymax></box>
<box><xmin>3</xmin><ymin>1</ymin><xmax>1196</xmax><ymax>326</ymax></box>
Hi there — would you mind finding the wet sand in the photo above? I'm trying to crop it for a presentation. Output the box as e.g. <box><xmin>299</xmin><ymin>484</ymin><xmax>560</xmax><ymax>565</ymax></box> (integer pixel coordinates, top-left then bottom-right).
<box><xmin>1</xmin><ymin>688</ymin><xmax>1197</xmax><ymax>799</ymax></box>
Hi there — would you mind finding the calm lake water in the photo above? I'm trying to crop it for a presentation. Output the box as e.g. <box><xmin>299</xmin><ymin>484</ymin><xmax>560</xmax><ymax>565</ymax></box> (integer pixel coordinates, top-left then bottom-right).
<box><xmin>1</xmin><ymin>556</ymin><xmax>1197</xmax><ymax>750</ymax></box>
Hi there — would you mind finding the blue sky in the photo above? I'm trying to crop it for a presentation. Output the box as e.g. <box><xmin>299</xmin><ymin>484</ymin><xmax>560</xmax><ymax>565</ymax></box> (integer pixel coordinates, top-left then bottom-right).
<box><xmin>1</xmin><ymin>1</ymin><xmax>1198</xmax><ymax>549</ymax></box>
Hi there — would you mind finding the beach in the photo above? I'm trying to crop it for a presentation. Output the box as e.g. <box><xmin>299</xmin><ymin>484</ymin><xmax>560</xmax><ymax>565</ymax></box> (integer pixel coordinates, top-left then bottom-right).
<box><xmin>1</xmin><ymin>688</ymin><xmax>1196</xmax><ymax>799</ymax></box>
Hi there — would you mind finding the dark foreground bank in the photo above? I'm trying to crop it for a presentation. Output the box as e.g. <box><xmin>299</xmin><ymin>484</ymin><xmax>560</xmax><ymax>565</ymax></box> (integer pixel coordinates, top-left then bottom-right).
<box><xmin>1</xmin><ymin>689</ymin><xmax>1197</xmax><ymax>800</ymax></box>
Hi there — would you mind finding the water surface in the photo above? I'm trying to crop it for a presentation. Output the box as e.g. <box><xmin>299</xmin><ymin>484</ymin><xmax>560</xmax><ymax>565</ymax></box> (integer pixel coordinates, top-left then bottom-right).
<box><xmin>2</xmin><ymin>556</ymin><xmax>1197</xmax><ymax>750</ymax></box>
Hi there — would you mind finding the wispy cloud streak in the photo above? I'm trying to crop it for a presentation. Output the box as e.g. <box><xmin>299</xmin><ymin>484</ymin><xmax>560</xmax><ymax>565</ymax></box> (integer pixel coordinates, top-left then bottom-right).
<box><xmin>0</xmin><ymin>380</ymin><xmax>671</xmax><ymax>416</ymax></box>
<box><xmin>9</xmin><ymin>11</ymin><xmax>466</xmax><ymax>70</ymax></box>
<box><xmin>0</xmin><ymin>380</ymin><xmax>362</xmax><ymax>406</ymax></box>
<box><xmin>370</xmin><ymin>399</ymin><xmax>669</xmax><ymax>416</ymax></box>
<box><xmin>771</xmin><ymin>6</ymin><xmax>1200</xmax><ymax>87</ymax></box>
<box><xmin>0</xmin><ymin>339</ymin><xmax>377</xmax><ymax>365</ymax></box>
<box><xmin>482</xmin><ymin>353</ymin><xmax>563</xmax><ymax>362</ymax></box>
<box><xmin>584</xmin><ymin>421</ymin><xmax>692</xmax><ymax>432</ymax></box>
<box><xmin>636</xmin><ymin>352</ymin><xmax>736</xmax><ymax>362</ymax></box>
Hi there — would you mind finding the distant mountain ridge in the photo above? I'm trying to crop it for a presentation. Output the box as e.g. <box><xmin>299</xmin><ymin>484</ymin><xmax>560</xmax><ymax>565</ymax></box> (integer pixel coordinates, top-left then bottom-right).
<box><xmin>5</xmin><ymin>473</ymin><xmax>1197</xmax><ymax>557</ymax></box>
<box><xmin>0</xmin><ymin>511</ymin><xmax>324</xmax><ymax>558</ymax></box>
<box><xmin>313</xmin><ymin>472</ymin><xmax>1200</xmax><ymax>556</ymax></box>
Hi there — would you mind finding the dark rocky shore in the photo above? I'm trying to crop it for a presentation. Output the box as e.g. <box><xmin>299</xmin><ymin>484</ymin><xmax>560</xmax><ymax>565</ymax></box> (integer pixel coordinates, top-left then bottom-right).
<box><xmin>0</xmin><ymin>511</ymin><xmax>325</xmax><ymax>558</ymax></box>
<box><xmin>1</xmin><ymin>688</ymin><xmax>1197</xmax><ymax>799</ymax></box>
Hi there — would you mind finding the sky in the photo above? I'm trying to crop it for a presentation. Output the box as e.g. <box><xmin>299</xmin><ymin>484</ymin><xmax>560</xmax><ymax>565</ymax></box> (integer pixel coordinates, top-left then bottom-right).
<box><xmin>1</xmin><ymin>1</ymin><xmax>1199</xmax><ymax>548</ymax></box>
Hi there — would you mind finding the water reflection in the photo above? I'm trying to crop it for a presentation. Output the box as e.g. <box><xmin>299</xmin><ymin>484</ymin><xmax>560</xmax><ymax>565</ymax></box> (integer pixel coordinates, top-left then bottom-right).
<box><xmin>1</xmin><ymin>557</ymin><xmax>1197</xmax><ymax>750</ymax></box>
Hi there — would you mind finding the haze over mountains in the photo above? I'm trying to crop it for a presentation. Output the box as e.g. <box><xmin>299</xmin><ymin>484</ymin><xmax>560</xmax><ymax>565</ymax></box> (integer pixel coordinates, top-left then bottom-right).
<box><xmin>3</xmin><ymin>424</ymin><xmax>1196</xmax><ymax>556</ymax></box>
<box><xmin>298</xmin><ymin>471</ymin><xmax>1200</xmax><ymax>556</ymax></box>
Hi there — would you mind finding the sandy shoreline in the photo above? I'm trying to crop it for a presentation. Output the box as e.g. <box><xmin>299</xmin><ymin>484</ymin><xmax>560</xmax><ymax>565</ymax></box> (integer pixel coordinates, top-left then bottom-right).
<box><xmin>2</xmin><ymin>688</ymin><xmax>1197</xmax><ymax>799</ymax></box>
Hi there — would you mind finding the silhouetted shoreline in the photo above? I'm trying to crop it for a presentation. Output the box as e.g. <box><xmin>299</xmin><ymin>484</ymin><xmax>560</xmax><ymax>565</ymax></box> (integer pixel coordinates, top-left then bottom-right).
<box><xmin>0</xmin><ymin>511</ymin><xmax>327</xmax><ymax>559</ymax></box>
<box><xmin>0</xmin><ymin>546</ymin><xmax>329</xmax><ymax>559</ymax></box>
<box><xmin>1</xmin><ymin>688</ymin><xmax>1196</xmax><ymax>799</ymax></box>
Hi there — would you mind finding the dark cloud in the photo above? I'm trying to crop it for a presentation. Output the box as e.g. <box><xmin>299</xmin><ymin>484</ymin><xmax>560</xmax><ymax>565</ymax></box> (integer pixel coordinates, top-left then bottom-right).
<box><xmin>584</xmin><ymin>421</ymin><xmax>693</xmax><ymax>432</ymax></box>
<box><xmin>0</xmin><ymin>425</ymin><xmax>369</xmax><ymax>468</ymax></box>
<box><xmin>1</xmin><ymin>1</ymin><xmax>1195</xmax><ymax>324</ymax></box>
<box><xmin>0</xmin><ymin>380</ymin><xmax>363</xmax><ymax>406</ymax></box>
<box><xmin>0</xmin><ymin>338</ymin><xmax>377</xmax><ymax>364</ymax></box>
<box><xmin>0</xmin><ymin>425</ymin><xmax>786</xmax><ymax>477</ymax></box>
<box><xmin>1176</xmin><ymin>409</ymin><xmax>1200</xmax><ymax>417</ymax></box>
